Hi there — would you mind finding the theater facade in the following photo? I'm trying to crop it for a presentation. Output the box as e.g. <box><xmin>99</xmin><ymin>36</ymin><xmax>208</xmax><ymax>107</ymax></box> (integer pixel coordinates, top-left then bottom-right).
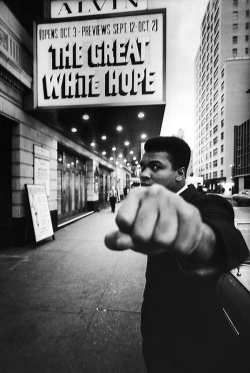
<box><xmin>0</xmin><ymin>0</ymin><xmax>166</xmax><ymax>247</ymax></box>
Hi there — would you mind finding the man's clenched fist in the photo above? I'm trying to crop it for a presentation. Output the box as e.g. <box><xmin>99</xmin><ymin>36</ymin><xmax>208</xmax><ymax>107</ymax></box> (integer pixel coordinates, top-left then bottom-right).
<box><xmin>105</xmin><ymin>185</ymin><xmax>216</xmax><ymax>268</ymax></box>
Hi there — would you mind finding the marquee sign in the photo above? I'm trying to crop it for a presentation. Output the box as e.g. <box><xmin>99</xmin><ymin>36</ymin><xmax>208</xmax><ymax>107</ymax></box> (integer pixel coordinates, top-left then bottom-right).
<box><xmin>51</xmin><ymin>0</ymin><xmax>148</xmax><ymax>18</ymax></box>
<box><xmin>34</xmin><ymin>9</ymin><xmax>166</xmax><ymax>108</ymax></box>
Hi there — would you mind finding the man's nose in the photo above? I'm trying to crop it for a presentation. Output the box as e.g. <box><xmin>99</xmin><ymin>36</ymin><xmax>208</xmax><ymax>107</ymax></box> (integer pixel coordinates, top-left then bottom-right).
<box><xmin>140</xmin><ymin>168</ymin><xmax>151</xmax><ymax>180</ymax></box>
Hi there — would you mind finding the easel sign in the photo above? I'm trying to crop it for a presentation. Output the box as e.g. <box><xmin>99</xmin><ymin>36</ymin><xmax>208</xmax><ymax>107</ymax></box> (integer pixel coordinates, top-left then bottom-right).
<box><xmin>26</xmin><ymin>184</ymin><xmax>55</xmax><ymax>244</ymax></box>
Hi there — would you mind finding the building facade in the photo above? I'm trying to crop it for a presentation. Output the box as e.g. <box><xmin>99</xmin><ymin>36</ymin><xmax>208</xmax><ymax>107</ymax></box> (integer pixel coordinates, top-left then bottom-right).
<box><xmin>234</xmin><ymin>119</ymin><xmax>250</xmax><ymax>190</ymax></box>
<box><xmin>194</xmin><ymin>0</ymin><xmax>250</xmax><ymax>196</ymax></box>
<box><xmin>0</xmin><ymin>1</ymin><xmax>166</xmax><ymax>247</ymax></box>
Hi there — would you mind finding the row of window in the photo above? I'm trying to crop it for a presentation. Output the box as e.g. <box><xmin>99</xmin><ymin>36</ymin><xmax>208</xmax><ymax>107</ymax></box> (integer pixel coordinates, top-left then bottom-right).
<box><xmin>233</xmin><ymin>11</ymin><xmax>249</xmax><ymax>20</ymax></box>
<box><xmin>204</xmin><ymin>171</ymin><xmax>224</xmax><ymax>179</ymax></box>
<box><xmin>233</xmin><ymin>0</ymin><xmax>249</xmax><ymax>6</ymax></box>
<box><xmin>200</xmin><ymin>158</ymin><xmax>224</xmax><ymax>171</ymax></box>
<box><xmin>232</xmin><ymin>35</ymin><xmax>249</xmax><ymax>42</ymax></box>
<box><xmin>232</xmin><ymin>47</ymin><xmax>249</xmax><ymax>55</ymax></box>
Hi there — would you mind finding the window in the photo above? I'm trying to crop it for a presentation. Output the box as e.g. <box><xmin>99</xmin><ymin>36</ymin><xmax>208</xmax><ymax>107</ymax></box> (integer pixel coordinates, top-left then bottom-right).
<box><xmin>213</xmin><ymin>171</ymin><xmax>218</xmax><ymax>178</ymax></box>
<box><xmin>213</xmin><ymin>125</ymin><xmax>218</xmax><ymax>134</ymax></box>
<box><xmin>221</xmin><ymin>144</ymin><xmax>224</xmax><ymax>152</ymax></box>
<box><xmin>220</xmin><ymin>170</ymin><xmax>223</xmax><ymax>177</ymax></box>
<box><xmin>213</xmin><ymin>148</ymin><xmax>218</xmax><ymax>156</ymax></box>
<box><xmin>221</xmin><ymin>107</ymin><xmax>224</xmax><ymax>116</ymax></box>
<box><xmin>213</xmin><ymin>137</ymin><xmax>218</xmax><ymax>145</ymax></box>
<box><xmin>221</xmin><ymin>132</ymin><xmax>224</xmax><ymax>140</ymax></box>
<box><xmin>233</xmin><ymin>36</ymin><xmax>238</xmax><ymax>44</ymax></box>
<box><xmin>221</xmin><ymin>119</ymin><xmax>224</xmax><ymax>128</ymax></box>
<box><xmin>233</xmin><ymin>11</ymin><xmax>238</xmax><ymax>20</ymax></box>
<box><xmin>246</xmin><ymin>10</ymin><xmax>249</xmax><ymax>17</ymax></box>
<box><xmin>221</xmin><ymin>69</ymin><xmax>224</xmax><ymax>78</ymax></box>
<box><xmin>233</xmin><ymin>23</ymin><xmax>238</xmax><ymax>31</ymax></box>
<box><xmin>221</xmin><ymin>157</ymin><xmax>224</xmax><ymax>165</ymax></box>
<box><xmin>232</xmin><ymin>48</ymin><xmax>237</xmax><ymax>56</ymax></box>
<box><xmin>246</xmin><ymin>23</ymin><xmax>249</xmax><ymax>30</ymax></box>
<box><xmin>233</xmin><ymin>0</ymin><xmax>238</xmax><ymax>6</ymax></box>
<box><xmin>213</xmin><ymin>160</ymin><xmax>218</xmax><ymax>167</ymax></box>
<box><xmin>214</xmin><ymin>55</ymin><xmax>219</xmax><ymax>67</ymax></box>
<box><xmin>246</xmin><ymin>48</ymin><xmax>249</xmax><ymax>55</ymax></box>
<box><xmin>221</xmin><ymin>94</ymin><xmax>224</xmax><ymax>103</ymax></box>
<box><xmin>221</xmin><ymin>81</ymin><xmax>224</xmax><ymax>90</ymax></box>
<box><xmin>246</xmin><ymin>35</ymin><xmax>249</xmax><ymax>42</ymax></box>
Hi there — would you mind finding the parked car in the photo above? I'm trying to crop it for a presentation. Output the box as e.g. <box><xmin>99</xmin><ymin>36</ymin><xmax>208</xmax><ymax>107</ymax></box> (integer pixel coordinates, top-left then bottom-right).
<box><xmin>217</xmin><ymin>255</ymin><xmax>250</xmax><ymax>347</ymax></box>
<box><xmin>232</xmin><ymin>189</ymin><xmax>250</xmax><ymax>206</ymax></box>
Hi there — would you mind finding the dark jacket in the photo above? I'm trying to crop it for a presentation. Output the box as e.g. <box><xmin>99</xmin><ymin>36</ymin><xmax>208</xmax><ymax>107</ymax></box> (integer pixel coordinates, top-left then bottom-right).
<box><xmin>141</xmin><ymin>185</ymin><xmax>249</xmax><ymax>373</ymax></box>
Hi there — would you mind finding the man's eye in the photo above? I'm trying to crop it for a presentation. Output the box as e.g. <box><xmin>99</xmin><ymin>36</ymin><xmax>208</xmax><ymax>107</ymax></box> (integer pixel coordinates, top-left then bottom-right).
<box><xmin>152</xmin><ymin>165</ymin><xmax>159</xmax><ymax>171</ymax></box>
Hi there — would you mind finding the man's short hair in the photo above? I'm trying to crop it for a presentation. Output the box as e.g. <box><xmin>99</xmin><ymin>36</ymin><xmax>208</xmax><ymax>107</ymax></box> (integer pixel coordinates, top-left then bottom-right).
<box><xmin>144</xmin><ymin>136</ymin><xmax>191</xmax><ymax>171</ymax></box>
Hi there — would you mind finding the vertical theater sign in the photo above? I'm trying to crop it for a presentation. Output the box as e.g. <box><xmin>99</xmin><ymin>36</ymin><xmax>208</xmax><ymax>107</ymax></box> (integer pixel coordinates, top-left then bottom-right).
<box><xmin>34</xmin><ymin>0</ymin><xmax>166</xmax><ymax>108</ymax></box>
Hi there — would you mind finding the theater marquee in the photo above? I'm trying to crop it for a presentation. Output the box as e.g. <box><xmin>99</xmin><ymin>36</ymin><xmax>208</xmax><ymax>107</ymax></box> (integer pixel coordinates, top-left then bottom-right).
<box><xmin>34</xmin><ymin>9</ymin><xmax>166</xmax><ymax>108</ymax></box>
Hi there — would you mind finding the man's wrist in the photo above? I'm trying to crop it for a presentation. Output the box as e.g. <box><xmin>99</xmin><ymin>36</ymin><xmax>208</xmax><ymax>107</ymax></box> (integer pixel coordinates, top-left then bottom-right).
<box><xmin>177</xmin><ymin>223</ymin><xmax>220</xmax><ymax>276</ymax></box>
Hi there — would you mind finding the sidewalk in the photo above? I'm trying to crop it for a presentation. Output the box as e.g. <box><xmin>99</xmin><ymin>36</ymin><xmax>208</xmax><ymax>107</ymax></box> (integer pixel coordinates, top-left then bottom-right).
<box><xmin>0</xmin><ymin>204</ymin><xmax>147</xmax><ymax>373</ymax></box>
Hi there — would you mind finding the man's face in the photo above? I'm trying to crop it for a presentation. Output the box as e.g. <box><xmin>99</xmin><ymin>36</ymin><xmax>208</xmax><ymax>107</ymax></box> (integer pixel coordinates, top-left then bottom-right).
<box><xmin>140</xmin><ymin>151</ymin><xmax>179</xmax><ymax>192</ymax></box>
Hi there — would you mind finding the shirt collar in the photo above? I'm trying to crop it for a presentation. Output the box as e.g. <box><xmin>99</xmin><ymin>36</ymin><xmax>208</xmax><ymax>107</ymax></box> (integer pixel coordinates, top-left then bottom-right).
<box><xmin>175</xmin><ymin>184</ymin><xmax>188</xmax><ymax>196</ymax></box>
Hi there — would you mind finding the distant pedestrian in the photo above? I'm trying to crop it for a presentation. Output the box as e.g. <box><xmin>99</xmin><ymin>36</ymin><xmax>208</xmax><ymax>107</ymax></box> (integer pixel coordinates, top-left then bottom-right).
<box><xmin>124</xmin><ymin>186</ymin><xmax>128</xmax><ymax>198</ymax></box>
<box><xmin>108</xmin><ymin>186</ymin><xmax>117</xmax><ymax>213</ymax></box>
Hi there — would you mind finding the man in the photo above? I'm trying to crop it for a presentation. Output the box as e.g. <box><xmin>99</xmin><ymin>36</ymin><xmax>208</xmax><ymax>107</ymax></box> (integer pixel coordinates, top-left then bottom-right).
<box><xmin>108</xmin><ymin>186</ymin><xmax>117</xmax><ymax>213</ymax></box>
<box><xmin>105</xmin><ymin>136</ymin><xmax>249</xmax><ymax>373</ymax></box>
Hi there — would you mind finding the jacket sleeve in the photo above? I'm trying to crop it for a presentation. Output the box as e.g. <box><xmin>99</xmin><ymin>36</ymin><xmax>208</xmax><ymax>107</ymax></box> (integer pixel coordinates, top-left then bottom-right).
<box><xmin>194</xmin><ymin>195</ymin><xmax>248</xmax><ymax>271</ymax></box>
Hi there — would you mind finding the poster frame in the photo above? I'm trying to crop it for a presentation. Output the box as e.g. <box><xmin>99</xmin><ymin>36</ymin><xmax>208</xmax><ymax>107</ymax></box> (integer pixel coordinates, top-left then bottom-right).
<box><xmin>25</xmin><ymin>184</ymin><xmax>55</xmax><ymax>245</ymax></box>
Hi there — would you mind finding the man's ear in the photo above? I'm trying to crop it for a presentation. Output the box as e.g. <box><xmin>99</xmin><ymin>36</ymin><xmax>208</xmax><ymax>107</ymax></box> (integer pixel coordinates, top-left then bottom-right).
<box><xmin>176</xmin><ymin>167</ymin><xmax>186</xmax><ymax>181</ymax></box>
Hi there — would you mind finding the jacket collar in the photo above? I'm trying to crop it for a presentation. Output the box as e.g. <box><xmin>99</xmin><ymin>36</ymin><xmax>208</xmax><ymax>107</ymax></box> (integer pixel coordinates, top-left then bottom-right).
<box><xmin>179</xmin><ymin>184</ymin><xmax>198</xmax><ymax>202</ymax></box>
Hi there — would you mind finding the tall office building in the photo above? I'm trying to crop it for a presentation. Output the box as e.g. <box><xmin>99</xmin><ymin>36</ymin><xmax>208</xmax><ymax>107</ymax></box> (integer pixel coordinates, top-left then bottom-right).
<box><xmin>194</xmin><ymin>0</ymin><xmax>250</xmax><ymax>195</ymax></box>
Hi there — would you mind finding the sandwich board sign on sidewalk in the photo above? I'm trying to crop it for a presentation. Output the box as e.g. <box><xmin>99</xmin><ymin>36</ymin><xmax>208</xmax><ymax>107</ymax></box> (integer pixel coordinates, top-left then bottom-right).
<box><xmin>26</xmin><ymin>184</ymin><xmax>55</xmax><ymax>245</ymax></box>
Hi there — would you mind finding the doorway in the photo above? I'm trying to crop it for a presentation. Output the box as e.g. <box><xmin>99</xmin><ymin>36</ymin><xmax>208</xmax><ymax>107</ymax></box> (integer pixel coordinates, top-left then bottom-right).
<box><xmin>57</xmin><ymin>148</ymin><xmax>87</xmax><ymax>224</ymax></box>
